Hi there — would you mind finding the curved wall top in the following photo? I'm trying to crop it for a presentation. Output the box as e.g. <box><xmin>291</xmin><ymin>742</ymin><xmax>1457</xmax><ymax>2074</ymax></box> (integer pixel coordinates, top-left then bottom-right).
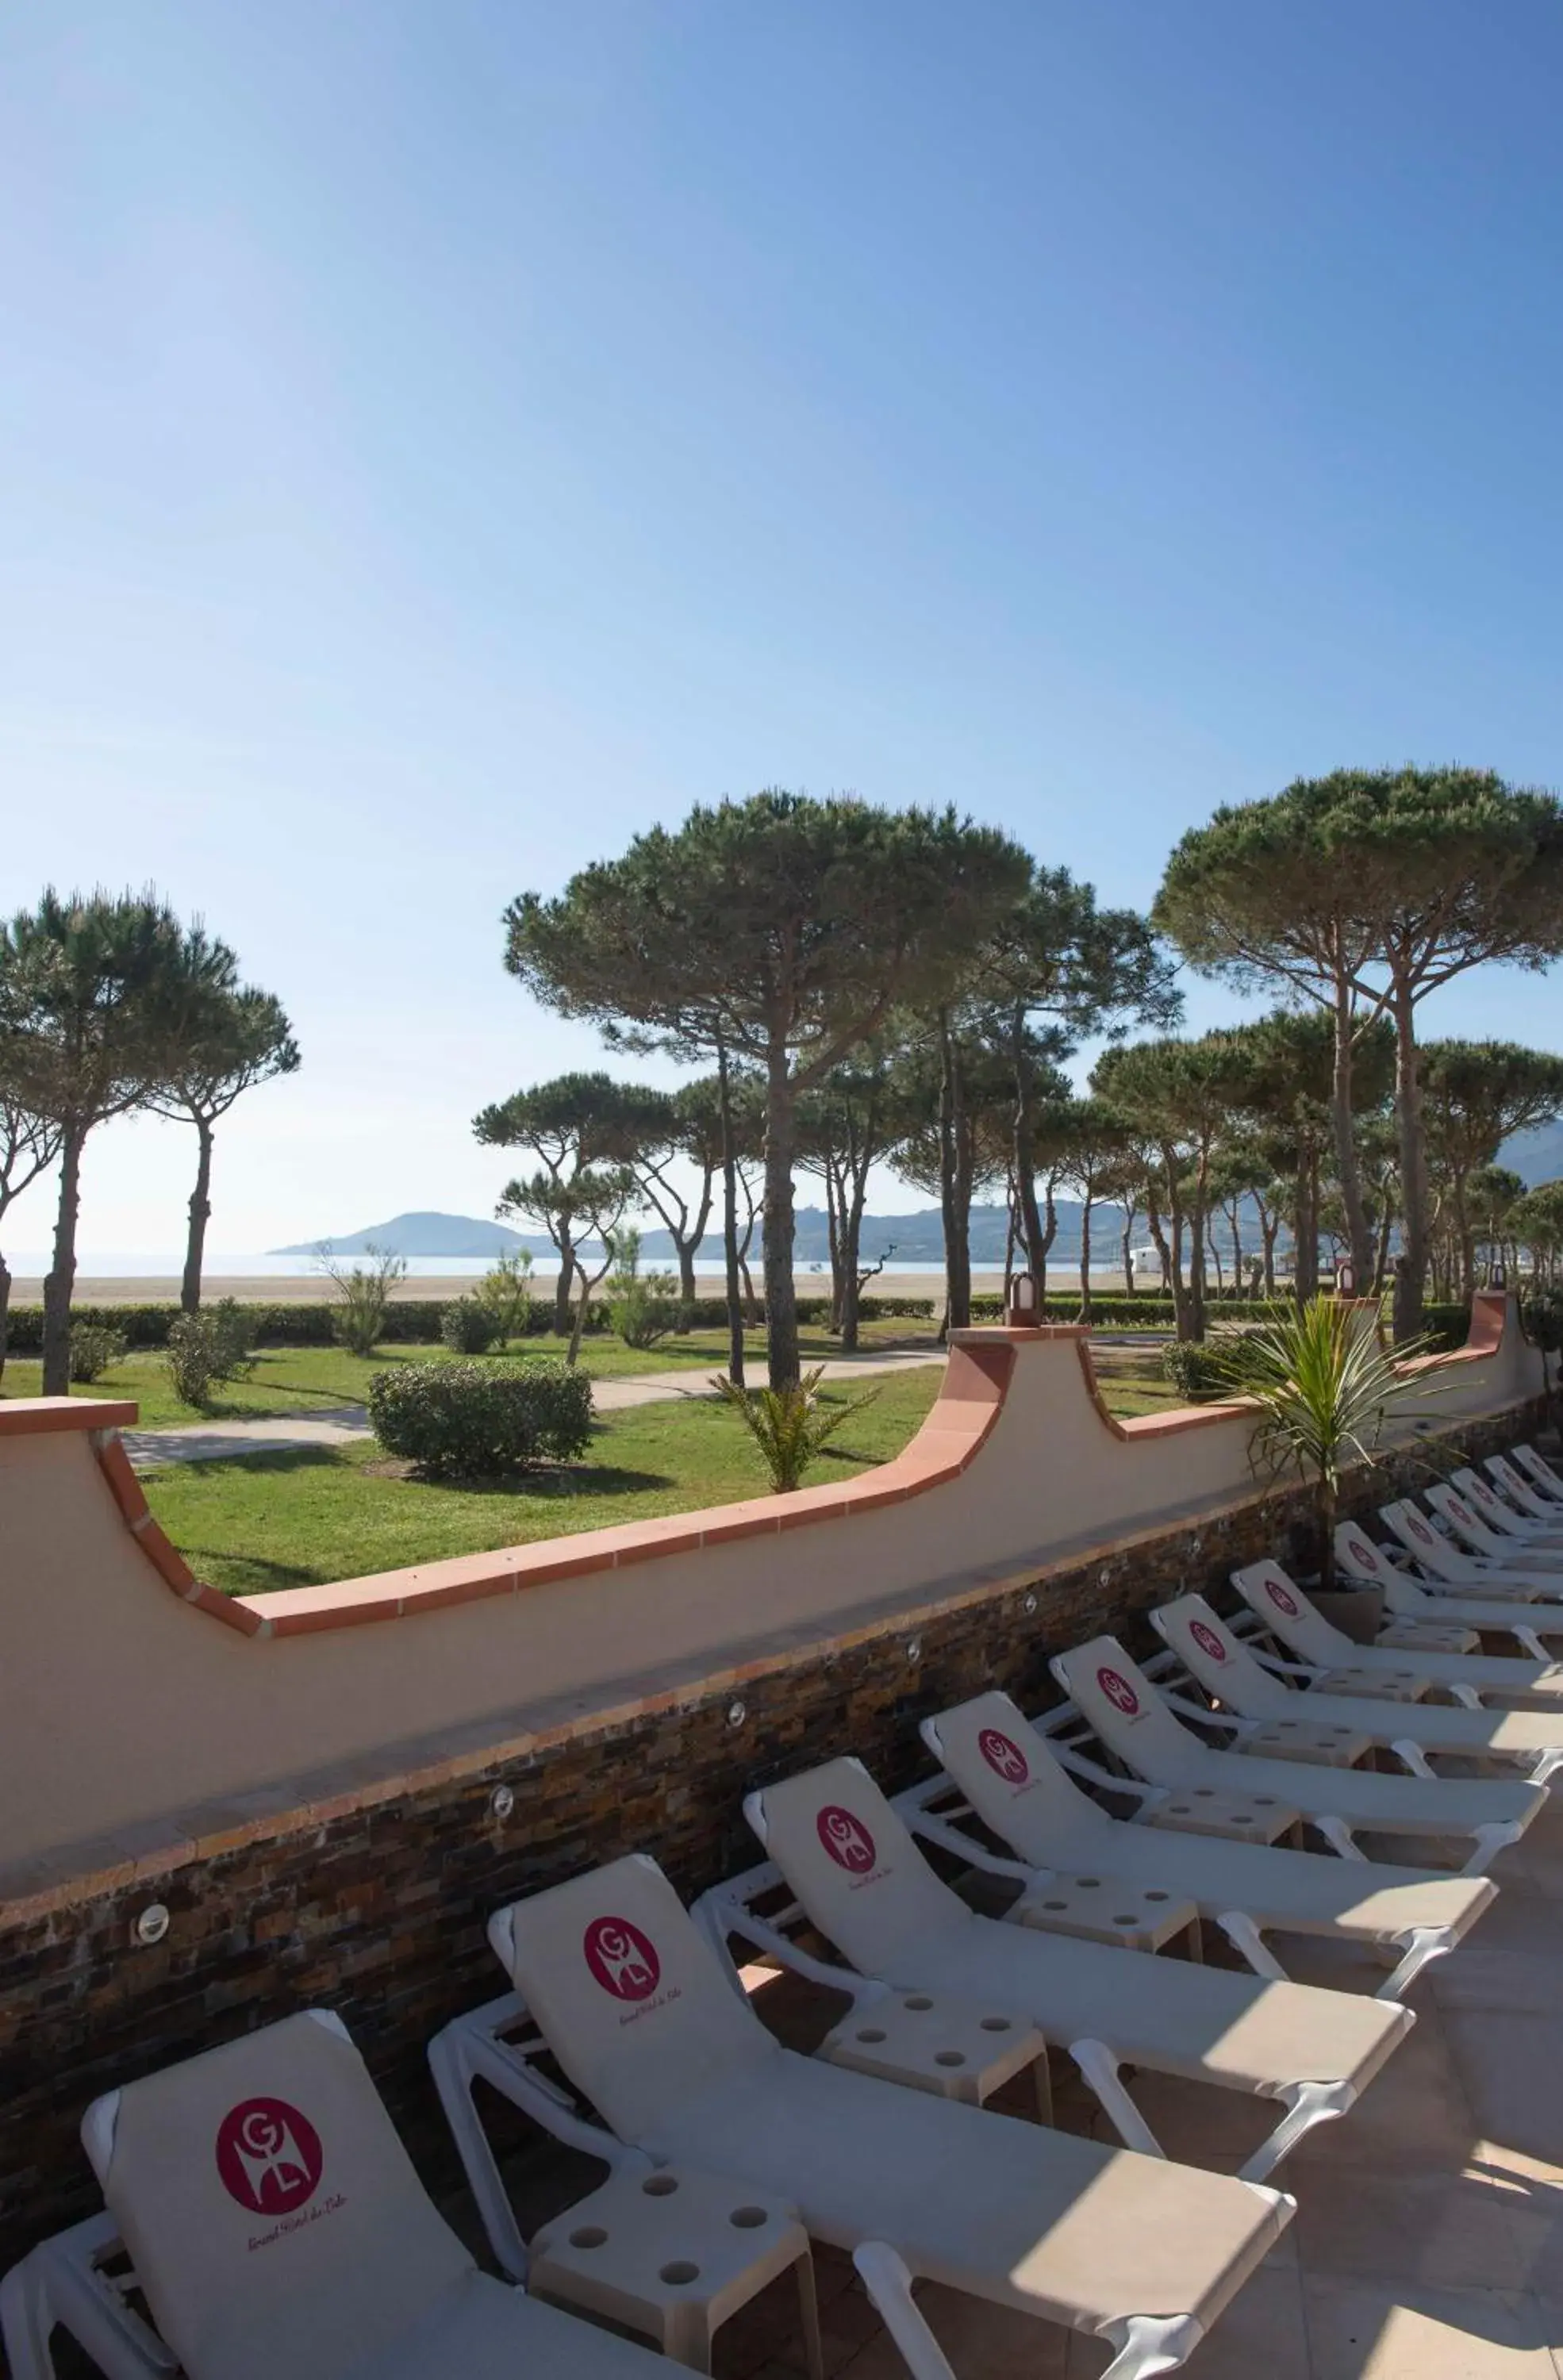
<box><xmin>0</xmin><ymin>1296</ymin><xmax>1538</xmax><ymax>1872</ymax></box>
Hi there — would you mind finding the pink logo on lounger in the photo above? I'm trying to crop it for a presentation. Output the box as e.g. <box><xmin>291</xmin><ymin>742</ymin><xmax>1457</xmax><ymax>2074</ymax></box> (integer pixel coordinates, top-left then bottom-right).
<box><xmin>1265</xmin><ymin>1578</ymin><xmax>1299</xmax><ymax>1616</ymax></box>
<box><xmin>583</xmin><ymin>1916</ymin><xmax>662</xmax><ymax>2002</ymax></box>
<box><xmin>977</xmin><ymin>1727</ymin><xmax>1030</xmax><ymax>1784</ymax></box>
<box><xmin>1096</xmin><ymin>1666</ymin><xmax>1140</xmax><ymax>1716</ymax></box>
<box><xmin>1189</xmin><ymin>1619</ymin><xmax>1227</xmax><ymax>1662</ymax></box>
<box><xmin>215</xmin><ymin>2098</ymin><xmax>324</xmax><ymax>2216</ymax></box>
<box><xmin>1348</xmin><ymin>1539</ymin><xmax>1377</xmax><ymax>1571</ymax></box>
<box><xmin>1410</xmin><ymin>1515</ymin><xmax>1432</xmax><ymax>1541</ymax></box>
<box><xmin>817</xmin><ymin>1806</ymin><xmax>878</xmax><ymax>1873</ymax></box>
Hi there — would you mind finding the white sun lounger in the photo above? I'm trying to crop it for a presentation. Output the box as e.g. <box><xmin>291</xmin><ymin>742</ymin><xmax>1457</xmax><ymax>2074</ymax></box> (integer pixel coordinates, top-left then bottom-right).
<box><xmin>1381</xmin><ymin>1499</ymin><xmax>1563</xmax><ymax>1599</ymax></box>
<box><xmin>1479</xmin><ymin>1457</ymin><xmax>1563</xmax><ymax>1538</ymax></box>
<box><xmin>723</xmin><ymin>1756</ymin><xmax>1411</xmax><ymax>2183</ymax></box>
<box><xmin>0</xmin><ymin>2010</ymin><xmax>674</xmax><ymax>2380</ymax></box>
<box><xmin>1153</xmin><ymin>1593</ymin><xmax>1563</xmax><ymax>1787</ymax></box>
<box><xmin>1052</xmin><ymin>1635</ymin><xmax>1543</xmax><ymax>1874</ymax></box>
<box><xmin>1512</xmin><ymin>1444</ymin><xmax>1563</xmax><ymax>1503</ymax></box>
<box><xmin>1234</xmin><ymin>1558</ymin><xmax>1563</xmax><ymax>1707</ymax></box>
<box><xmin>912</xmin><ymin>1688</ymin><xmax>1493</xmax><ymax>1999</ymax></box>
<box><xmin>431</xmin><ymin>1854</ymin><xmax>1293</xmax><ymax>2380</ymax></box>
<box><xmin>1334</xmin><ymin>1525</ymin><xmax>1563</xmax><ymax>1654</ymax></box>
<box><xmin>1427</xmin><ymin>1481</ymin><xmax>1563</xmax><ymax>1572</ymax></box>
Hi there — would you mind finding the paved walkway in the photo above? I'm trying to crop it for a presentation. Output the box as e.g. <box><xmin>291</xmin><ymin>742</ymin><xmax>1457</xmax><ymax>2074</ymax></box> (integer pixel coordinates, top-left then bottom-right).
<box><xmin>124</xmin><ymin>1349</ymin><xmax>947</xmax><ymax>1470</ymax></box>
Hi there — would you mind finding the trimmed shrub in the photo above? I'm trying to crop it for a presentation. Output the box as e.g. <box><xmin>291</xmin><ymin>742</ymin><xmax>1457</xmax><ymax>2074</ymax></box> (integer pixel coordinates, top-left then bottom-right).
<box><xmin>440</xmin><ymin>1296</ymin><xmax>501</xmax><ymax>1354</ymax></box>
<box><xmin>475</xmin><ymin>1252</ymin><xmax>534</xmax><ymax>1347</ymax></box>
<box><xmin>68</xmin><ymin>1322</ymin><xmax>127</xmax><ymax>1384</ymax></box>
<box><xmin>1159</xmin><ymin>1341</ymin><xmax>1237</xmax><ymax>1403</ymax></box>
<box><xmin>163</xmin><ymin>1302</ymin><xmax>257</xmax><ymax>1410</ymax></box>
<box><xmin>367</xmin><ymin>1359</ymin><xmax>594</xmax><ymax>1479</ymax></box>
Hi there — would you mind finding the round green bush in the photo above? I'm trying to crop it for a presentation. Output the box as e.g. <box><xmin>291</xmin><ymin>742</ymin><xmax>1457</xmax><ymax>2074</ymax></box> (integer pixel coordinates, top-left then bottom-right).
<box><xmin>440</xmin><ymin>1296</ymin><xmax>501</xmax><ymax>1355</ymax></box>
<box><xmin>367</xmin><ymin>1359</ymin><xmax>593</xmax><ymax>1478</ymax></box>
<box><xmin>68</xmin><ymin>1322</ymin><xmax>128</xmax><ymax>1384</ymax></box>
<box><xmin>1158</xmin><ymin>1339</ymin><xmax>1236</xmax><ymax>1403</ymax></box>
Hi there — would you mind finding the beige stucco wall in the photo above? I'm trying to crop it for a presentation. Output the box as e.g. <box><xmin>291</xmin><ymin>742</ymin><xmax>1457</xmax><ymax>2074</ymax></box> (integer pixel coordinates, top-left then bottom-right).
<box><xmin>0</xmin><ymin>1299</ymin><xmax>1541</xmax><ymax>1868</ymax></box>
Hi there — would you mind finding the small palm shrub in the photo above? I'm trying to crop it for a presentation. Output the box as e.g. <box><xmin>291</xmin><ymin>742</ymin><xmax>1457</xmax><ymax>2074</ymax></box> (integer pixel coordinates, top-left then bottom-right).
<box><xmin>1207</xmin><ymin>1296</ymin><xmax>1450</xmax><ymax>1590</ymax></box>
<box><xmin>441</xmin><ymin>1296</ymin><xmax>501</xmax><ymax>1355</ymax></box>
<box><xmin>367</xmin><ymin>1359</ymin><xmax>593</xmax><ymax>1479</ymax></box>
<box><xmin>1520</xmin><ymin>1287</ymin><xmax>1563</xmax><ymax>1418</ymax></box>
<box><xmin>163</xmin><ymin>1301</ymin><xmax>256</xmax><ymax>1409</ymax></box>
<box><xmin>711</xmin><ymin>1365</ymin><xmax>880</xmax><ymax>1494</ymax></box>
<box><xmin>68</xmin><ymin>1322</ymin><xmax>128</xmax><ymax>1384</ymax></box>
<box><xmin>475</xmin><ymin>1250</ymin><xmax>534</xmax><ymax>1348</ymax></box>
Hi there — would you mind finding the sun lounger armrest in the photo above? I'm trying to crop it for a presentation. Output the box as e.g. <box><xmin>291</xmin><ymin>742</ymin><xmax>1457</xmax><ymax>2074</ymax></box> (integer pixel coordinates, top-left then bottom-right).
<box><xmin>693</xmin><ymin>1875</ymin><xmax>889</xmax><ymax>2010</ymax></box>
<box><xmin>434</xmin><ymin>1995</ymin><xmax>645</xmax><ymax>2170</ymax></box>
<box><xmin>1050</xmin><ymin>1743</ymin><xmax>1167</xmax><ymax>1806</ymax></box>
<box><xmin>901</xmin><ymin>1803</ymin><xmax>1043</xmax><ymax>1886</ymax></box>
<box><xmin>1158</xmin><ymin>1692</ymin><xmax>1246</xmax><ymax>1737</ymax></box>
<box><xmin>1251</xmin><ymin>1649</ymin><xmax>1327</xmax><ymax>1681</ymax></box>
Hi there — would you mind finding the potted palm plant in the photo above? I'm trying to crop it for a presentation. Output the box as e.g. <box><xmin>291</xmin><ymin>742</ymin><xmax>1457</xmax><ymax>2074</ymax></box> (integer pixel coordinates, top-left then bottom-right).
<box><xmin>1212</xmin><ymin>1296</ymin><xmax>1452</xmax><ymax>1636</ymax></box>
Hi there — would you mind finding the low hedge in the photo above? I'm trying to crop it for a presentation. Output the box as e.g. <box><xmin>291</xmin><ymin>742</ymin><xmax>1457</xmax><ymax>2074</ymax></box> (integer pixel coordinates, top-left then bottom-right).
<box><xmin>0</xmin><ymin>1291</ymin><xmax>941</xmax><ymax>1353</ymax></box>
<box><xmin>366</xmin><ymin>1360</ymin><xmax>595</xmax><ymax>1478</ymax></box>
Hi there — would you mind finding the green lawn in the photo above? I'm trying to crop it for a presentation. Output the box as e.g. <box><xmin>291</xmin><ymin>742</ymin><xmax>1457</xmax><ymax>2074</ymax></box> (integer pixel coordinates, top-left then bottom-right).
<box><xmin>0</xmin><ymin>1320</ymin><xmax>929</xmax><ymax>1430</ymax></box>
<box><xmin>143</xmin><ymin>1366</ymin><xmax>947</xmax><ymax>1597</ymax></box>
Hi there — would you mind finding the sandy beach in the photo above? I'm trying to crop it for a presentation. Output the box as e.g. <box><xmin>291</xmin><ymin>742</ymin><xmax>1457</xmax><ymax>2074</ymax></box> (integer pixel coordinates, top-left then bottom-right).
<box><xmin>8</xmin><ymin>1266</ymin><xmax>1081</xmax><ymax>1306</ymax></box>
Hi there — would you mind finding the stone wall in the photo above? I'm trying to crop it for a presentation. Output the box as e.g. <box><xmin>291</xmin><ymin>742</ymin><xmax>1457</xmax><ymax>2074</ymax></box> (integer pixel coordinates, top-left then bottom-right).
<box><xmin>0</xmin><ymin>1392</ymin><xmax>1539</xmax><ymax>2276</ymax></box>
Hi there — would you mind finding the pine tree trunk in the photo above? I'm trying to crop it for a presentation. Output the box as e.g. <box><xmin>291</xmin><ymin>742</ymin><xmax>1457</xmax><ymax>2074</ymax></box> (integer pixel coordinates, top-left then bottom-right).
<box><xmin>1391</xmin><ymin>986</ymin><xmax>1430</xmax><ymax>1341</ymax></box>
<box><xmin>1078</xmin><ymin>1195</ymin><xmax>1093</xmax><ymax>1322</ymax></box>
<box><xmin>839</xmin><ymin>1173</ymin><xmax>868</xmax><ymax>1352</ymax></box>
<box><xmin>938</xmin><ymin>1014</ymin><xmax>971</xmax><ymax>1334</ymax></box>
<box><xmin>762</xmin><ymin>1043</ymin><xmax>800</xmax><ymax>1389</ymax></box>
<box><xmin>551</xmin><ymin>1235</ymin><xmax>575</xmax><ymax>1337</ymax></box>
<box><xmin>675</xmin><ymin>1239</ymin><xmax>697</xmax><ymax>1330</ymax></box>
<box><xmin>42</xmin><ymin>1126</ymin><xmax>84</xmax><ymax>1395</ymax></box>
<box><xmin>181</xmin><ymin>1115</ymin><xmax>214</xmax><ymax>1313</ymax></box>
<box><xmin>0</xmin><ymin>1251</ymin><xmax>10</xmax><ymax>1383</ymax></box>
<box><xmin>716</xmin><ymin>1039</ymin><xmax>744</xmax><ymax>1385</ymax></box>
<box><xmin>1331</xmin><ymin>980</ymin><xmax>1375</xmax><ymax>1281</ymax></box>
<box><xmin>1293</xmin><ymin>1159</ymin><xmax>1319</xmax><ymax>1302</ymax></box>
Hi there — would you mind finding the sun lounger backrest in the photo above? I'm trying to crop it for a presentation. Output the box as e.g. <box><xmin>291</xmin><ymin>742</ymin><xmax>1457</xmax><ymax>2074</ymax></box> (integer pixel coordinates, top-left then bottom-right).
<box><xmin>1051</xmin><ymin>1637</ymin><xmax>1197</xmax><ymax>1779</ymax></box>
<box><xmin>924</xmin><ymin>1691</ymin><xmax>1118</xmax><ymax>1867</ymax></box>
<box><xmin>1518</xmin><ymin>1445</ymin><xmax>1563</xmax><ymax>1495</ymax></box>
<box><xmin>1231</xmin><ymin>1563</ymin><xmax>1349</xmax><ymax>1666</ymax></box>
<box><xmin>1456</xmin><ymin>1468</ymin><xmax>1524</xmax><ymax>1528</ymax></box>
<box><xmin>494</xmin><ymin>1855</ymin><xmax>774</xmax><ymax>2146</ymax></box>
<box><xmin>1334</xmin><ymin>1525</ymin><xmax>1398</xmax><ymax>1589</ymax></box>
<box><xmin>1427</xmin><ymin>1483</ymin><xmax>1492</xmax><ymax>1546</ymax></box>
<box><xmin>1153</xmin><ymin>1595</ymin><xmax>1286</xmax><ymax>1713</ymax></box>
<box><xmin>1492</xmin><ymin>1453</ymin><xmax>1553</xmax><ymax>1514</ymax></box>
<box><xmin>1383</xmin><ymin>1500</ymin><xmax>1467</xmax><ymax>1579</ymax></box>
<box><xmin>88</xmin><ymin>2011</ymin><xmax>473</xmax><ymax>2380</ymax></box>
<box><xmin>749</xmin><ymin>1757</ymin><xmax>971</xmax><ymax>1975</ymax></box>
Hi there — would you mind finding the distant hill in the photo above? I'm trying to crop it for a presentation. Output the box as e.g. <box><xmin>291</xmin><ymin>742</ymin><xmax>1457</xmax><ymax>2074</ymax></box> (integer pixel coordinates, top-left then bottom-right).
<box><xmin>1503</xmin><ymin>1125</ymin><xmax>1563</xmax><ymax>1188</ymax></box>
<box><xmin>271</xmin><ymin>1211</ymin><xmax>537</xmax><ymax>1259</ymax></box>
<box><xmin>274</xmin><ymin>1200</ymin><xmax>1142</xmax><ymax>1268</ymax></box>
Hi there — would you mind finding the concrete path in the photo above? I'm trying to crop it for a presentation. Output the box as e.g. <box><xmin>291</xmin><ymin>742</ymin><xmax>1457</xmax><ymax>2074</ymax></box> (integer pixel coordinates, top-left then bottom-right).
<box><xmin>125</xmin><ymin>1348</ymin><xmax>947</xmax><ymax>1470</ymax></box>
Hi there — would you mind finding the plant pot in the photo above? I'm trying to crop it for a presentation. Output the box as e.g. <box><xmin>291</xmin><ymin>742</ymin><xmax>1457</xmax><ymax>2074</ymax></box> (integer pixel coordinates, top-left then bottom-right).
<box><xmin>1309</xmin><ymin>1586</ymin><xmax>1385</xmax><ymax>1645</ymax></box>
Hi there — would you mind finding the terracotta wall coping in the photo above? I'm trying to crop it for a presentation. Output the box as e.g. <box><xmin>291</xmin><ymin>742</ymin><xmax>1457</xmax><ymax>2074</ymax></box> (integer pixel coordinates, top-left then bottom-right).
<box><xmin>0</xmin><ymin>1396</ymin><xmax>140</xmax><ymax>1438</ymax></box>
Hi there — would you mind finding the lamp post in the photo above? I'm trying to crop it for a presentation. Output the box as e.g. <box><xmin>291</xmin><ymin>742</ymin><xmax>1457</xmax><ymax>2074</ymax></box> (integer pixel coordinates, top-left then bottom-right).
<box><xmin>1007</xmin><ymin>1272</ymin><xmax>1040</xmax><ymax>1325</ymax></box>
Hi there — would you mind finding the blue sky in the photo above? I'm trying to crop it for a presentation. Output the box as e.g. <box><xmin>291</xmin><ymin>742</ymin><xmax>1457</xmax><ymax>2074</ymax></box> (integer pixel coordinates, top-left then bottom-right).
<box><xmin>2</xmin><ymin>0</ymin><xmax>1561</xmax><ymax>1257</ymax></box>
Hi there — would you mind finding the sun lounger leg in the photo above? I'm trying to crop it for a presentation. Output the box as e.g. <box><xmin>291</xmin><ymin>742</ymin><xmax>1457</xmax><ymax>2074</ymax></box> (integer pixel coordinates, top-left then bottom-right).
<box><xmin>1463</xmin><ymin>1820</ymin><xmax>1526</xmax><ymax>1876</ymax></box>
<box><xmin>1517</xmin><ymin>1626</ymin><xmax>1551</xmax><ymax>1660</ymax></box>
<box><xmin>1447</xmin><ymin>1683</ymin><xmax>1485</xmax><ymax>1710</ymax></box>
<box><xmin>1095</xmin><ymin>2312</ymin><xmax>1206</xmax><ymax>2380</ymax></box>
<box><xmin>429</xmin><ymin>1997</ymin><xmax>651</xmax><ymax>2283</ymax></box>
<box><xmin>1378</xmin><ymin>1926</ymin><xmax>1456</xmax><ymax>2002</ymax></box>
<box><xmin>1390</xmin><ymin>1740</ymin><xmax>1438</xmax><ymax>1779</ymax></box>
<box><xmin>1238</xmin><ymin>2079</ymin><xmax>1356</xmax><ymax>2182</ymax></box>
<box><xmin>796</xmin><ymin>2244</ymin><xmax>825</xmax><ymax>2380</ymax></box>
<box><xmin>1212</xmin><ymin>1911</ymin><xmax>1288</xmax><ymax>1981</ymax></box>
<box><xmin>0</xmin><ymin>2217</ymin><xmax>173</xmax><ymax>2380</ymax></box>
<box><xmin>1068</xmin><ymin>2040</ymin><xmax>1166</xmax><ymax>2159</ymax></box>
<box><xmin>851</xmin><ymin>2244</ymin><xmax>958</xmax><ymax>2380</ymax></box>
<box><xmin>1314</xmin><ymin>1814</ymin><xmax>1367</xmax><ymax>1860</ymax></box>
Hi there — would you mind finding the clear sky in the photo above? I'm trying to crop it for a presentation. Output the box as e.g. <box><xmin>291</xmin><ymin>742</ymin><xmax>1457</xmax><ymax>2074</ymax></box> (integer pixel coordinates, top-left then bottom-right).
<box><xmin>3</xmin><ymin>0</ymin><xmax>1561</xmax><ymax>1259</ymax></box>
